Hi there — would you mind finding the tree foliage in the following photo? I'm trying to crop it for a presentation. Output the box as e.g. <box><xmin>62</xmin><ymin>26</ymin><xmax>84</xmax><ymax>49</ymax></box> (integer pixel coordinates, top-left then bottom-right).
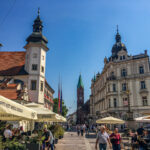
<box><xmin>53</xmin><ymin>98</ymin><xmax>68</xmax><ymax>117</ymax></box>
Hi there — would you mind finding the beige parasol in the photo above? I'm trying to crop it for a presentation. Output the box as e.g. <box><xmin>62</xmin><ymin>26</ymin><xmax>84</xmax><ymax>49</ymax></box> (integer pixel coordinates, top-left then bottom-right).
<box><xmin>96</xmin><ymin>116</ymin><xmax>125</xmax><ymax>124</ymax></box>
<box><xmin>135</xmin><ymin>115</ymin><xmax>150</xmax><ymax>122</ymax></box>
<box><xmin>0</xmin><ymin>95</ymin><xmax>37</xmax><ymax>121</ymax></box>
<box><xmin>25</xmin><ymin>103</ymin><xmax>60</xmax><ymax>122</ymax></box>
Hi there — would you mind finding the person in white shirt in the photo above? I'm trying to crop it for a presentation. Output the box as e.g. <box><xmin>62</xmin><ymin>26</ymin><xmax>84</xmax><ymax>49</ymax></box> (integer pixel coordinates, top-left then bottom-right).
<box><xmin>4</xmin><ymin>124</ymin><xmax>12</xmax><ymax>139</ymax></box>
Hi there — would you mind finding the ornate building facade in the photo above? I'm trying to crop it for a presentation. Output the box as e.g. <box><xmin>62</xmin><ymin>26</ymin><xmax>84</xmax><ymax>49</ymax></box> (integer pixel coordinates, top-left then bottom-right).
<box><xmin>90</xmin><ymin>29</ymin><xmax>150</xmax><ymax>123</ymax></box>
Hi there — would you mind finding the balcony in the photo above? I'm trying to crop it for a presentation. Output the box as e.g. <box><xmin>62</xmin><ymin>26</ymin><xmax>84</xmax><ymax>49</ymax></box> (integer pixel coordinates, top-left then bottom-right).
<box><xmin>139</xmin><ymin>88</ymin><xmax>148</xmax><ymax>94</ymax></box>
<box><xmin>44</xmin><ymin>94</ymin><xmax>54</xmax><ymax>104</ymax></box>
<box><xmin>107</xmin><ymin>91</ymin><xmax>117</xmax><ymax>96</ymax></box>
<box><xmin>107</xmin><ymin>75</ymin><xmax>116</xmax><ymax>81</ymax></box>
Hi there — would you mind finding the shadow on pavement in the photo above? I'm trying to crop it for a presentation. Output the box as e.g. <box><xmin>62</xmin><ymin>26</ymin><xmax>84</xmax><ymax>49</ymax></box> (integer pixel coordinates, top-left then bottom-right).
<box><xmin>85</xmin><ymin>133</ymin><xmax>96</xmax><ymax>139</ymax></box>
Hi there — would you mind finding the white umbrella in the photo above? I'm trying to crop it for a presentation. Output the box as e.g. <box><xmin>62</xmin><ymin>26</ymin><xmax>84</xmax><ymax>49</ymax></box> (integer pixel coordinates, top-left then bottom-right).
<box><xmin>135</xmin><ymin>116</ymin><xmax>150</xmax><ymax>122</ymax></box>
<box><xmin>0</xmin><ymin>95</ymin><xmax>37</xmax><ymax>121</ymax></box>
<box><xmin>96</xmin><ymin>116</ymin><xmax>125</xmax><ymax>124</ymax></box>
<box><xmin>25</xmin><ymin>103</ymin><xmax>60</xmax><ymax>122</ymax></box>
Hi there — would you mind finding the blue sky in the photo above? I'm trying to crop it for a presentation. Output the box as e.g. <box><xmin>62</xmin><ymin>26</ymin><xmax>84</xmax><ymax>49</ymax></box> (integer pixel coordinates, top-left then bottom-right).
<box><xmin>0</xmin><ymin>0</ymin><xmax>150</xmax><ymax>114</ymax></box>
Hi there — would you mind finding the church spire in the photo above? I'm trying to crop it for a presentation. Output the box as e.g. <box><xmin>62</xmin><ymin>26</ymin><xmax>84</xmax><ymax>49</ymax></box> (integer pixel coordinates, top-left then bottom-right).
<box><xmin>77</xmin><ymin>74</ymin><xmax>84</xmax><ymax>89</ymax></box>
<box><xmin>33</xmin><ymin>8</ymin><xmax>43</xmax><ymax>33</ymax></box>
<box><xmin>115</xmin><ymin>25</ymin><xmax>121</xmax><ymax>43</ymax></box>
<box><xmin>25</xmin><ymin>8</ymin><xmax>48</xmax><ymax>47</ymax></box>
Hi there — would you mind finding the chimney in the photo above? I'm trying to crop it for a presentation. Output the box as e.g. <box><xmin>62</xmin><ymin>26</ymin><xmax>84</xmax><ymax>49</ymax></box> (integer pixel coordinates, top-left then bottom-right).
<box><xmin>144</xmin><ymin>50</ymin><xmax>147</xmax><ymax>55</ymax></box>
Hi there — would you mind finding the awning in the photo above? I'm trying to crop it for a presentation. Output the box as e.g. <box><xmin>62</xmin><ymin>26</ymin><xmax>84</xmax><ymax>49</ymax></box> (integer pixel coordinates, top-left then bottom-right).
<box><xmin>25</xmin><ymin>103</ymin><xmax>60</xmax><ymax>122</ymax></box>
<box><xmin>96</xmin><ymin>116</ymin><xmax>125</xmax><ymax>124</ymax></box>
<box><xmin>0</xmin><ymin>95</ymin><xmax>37</xmax><ymax>121</ymax></box>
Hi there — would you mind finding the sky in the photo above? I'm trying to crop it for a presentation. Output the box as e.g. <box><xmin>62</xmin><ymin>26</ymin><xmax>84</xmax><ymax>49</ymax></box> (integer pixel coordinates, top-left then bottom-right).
<box><xmin>0</xmin><ymin>0</ymin><xmax>150</xmax><ymax>114</ymax></box>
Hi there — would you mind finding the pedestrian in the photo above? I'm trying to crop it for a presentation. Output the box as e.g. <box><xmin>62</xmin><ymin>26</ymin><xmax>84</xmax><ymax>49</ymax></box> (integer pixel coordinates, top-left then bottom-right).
<box><xmin>83</xmin><ymin>124</ymin><xmax>86</xmax><ymax>134</ymax></box>
<box><xmin>4</xmin><ymin>124</ymin><xmax>12</xmax><ymax>139</ymax></box>
<box><xmin>110</xmin><ymin>128</ymin><xmax>122</xmax><ymax>150</ymax></box>
<box><xmin>137</xmin><ymin>130</ymin><xmax>147</xmax><ymax>150</ymax></box>
<box><xmin>76</xmin><ymin>125</ymin><xmax>80</xmax><ymax>136</ymax></box>
<box><xmin>137</xmin><ymin>126</ymin><xmax>144</xmax><ymax>136</ymax></box>
<box><xmin>131</xmin><ymin>132</ymin><xmax>139</xmax><ymax>150</ymax></box>
<box><xmin>81</xmin><ymin>124</ymin><xmax>84</xmax><ymax>136</ymax></box>
<box><xmin>42</xmin><ymin>125</ymin><xmax>54</xmax><ymax>150</ymax></box>
<box><xmin>95</xmin><ymin>125</ymin><xmax>112</xmax><ymax>150</ymax></box>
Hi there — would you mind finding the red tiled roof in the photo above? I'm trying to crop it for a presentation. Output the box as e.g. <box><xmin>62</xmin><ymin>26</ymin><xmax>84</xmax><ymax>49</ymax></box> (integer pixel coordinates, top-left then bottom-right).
<box><xmin>7</xmin><ymin>84</ymin><xmax>17</xmax><ymax>88</ymax></box>
<box><xmin>0</xmin><ymin>89</ymin><xmax>20</xmax><ymax>100</ymax></box>
<box><xmin>0</xmin><ymin>52</ymin><xmax>28</xmax><ymax>76</ymax></box>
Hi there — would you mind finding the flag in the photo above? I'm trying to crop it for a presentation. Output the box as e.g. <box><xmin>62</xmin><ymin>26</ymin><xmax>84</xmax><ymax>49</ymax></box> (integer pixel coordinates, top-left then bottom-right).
<box><xmin>58</xmin><ymin>82</ymin><xmax>60</xmax><ymax>113</ymax></box>
<box><xmin>60</xmin><ymin>81</ymin><xmax>63</xmax><ymax>114</ymax></box>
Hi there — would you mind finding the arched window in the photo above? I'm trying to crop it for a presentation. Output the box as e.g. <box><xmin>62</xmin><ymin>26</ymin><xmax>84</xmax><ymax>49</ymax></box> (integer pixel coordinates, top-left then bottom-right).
<box><xmin>114</xmin><ymin>98</ymin><xmax>117</xmax><ymax>108</ymax></box>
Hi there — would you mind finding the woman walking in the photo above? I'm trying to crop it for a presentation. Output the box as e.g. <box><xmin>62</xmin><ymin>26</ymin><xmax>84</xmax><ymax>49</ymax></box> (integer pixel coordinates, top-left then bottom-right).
<box><xmin>110</xmin><ymin>128</ymin><xmax>122</xmax><ymax>150</ymax></box>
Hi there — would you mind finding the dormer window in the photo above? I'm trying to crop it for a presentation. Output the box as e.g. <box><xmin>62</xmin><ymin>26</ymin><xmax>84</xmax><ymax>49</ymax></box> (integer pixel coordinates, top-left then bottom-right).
<box><xmin>120</xmin><ymin>56</ymin><xmax>122</xmax><ymax>60</ymax></box>
<box><xmin>123</xmin><ymin>55</ymin><xmax>125</xmax><ymax>59</ymax></box>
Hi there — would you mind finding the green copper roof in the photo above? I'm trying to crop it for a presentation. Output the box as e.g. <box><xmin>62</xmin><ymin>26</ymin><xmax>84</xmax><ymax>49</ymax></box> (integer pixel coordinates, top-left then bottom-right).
<box><xmin>77</xmin><ymin>74</ymin><xmax>84</xmax><ymax>88</ymax></box>
<box><xmin>93</xmin><ymin>74</ymin><xmax>96</xmax><ymax>82</ymax></box>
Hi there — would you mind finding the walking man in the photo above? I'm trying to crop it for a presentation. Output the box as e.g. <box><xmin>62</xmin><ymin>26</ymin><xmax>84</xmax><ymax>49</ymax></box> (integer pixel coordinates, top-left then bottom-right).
<box><xmin>95</xmin><ymin>126</ymin><xmax>112</xmax><ymax>150</ymax></box>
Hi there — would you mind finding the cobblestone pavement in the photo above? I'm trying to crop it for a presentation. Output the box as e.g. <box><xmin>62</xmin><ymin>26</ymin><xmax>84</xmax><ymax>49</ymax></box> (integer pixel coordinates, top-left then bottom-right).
<box><xmin>55</xmin><ymin>132</ymin><xmax>112</xmax><ymax>150</ymax></box>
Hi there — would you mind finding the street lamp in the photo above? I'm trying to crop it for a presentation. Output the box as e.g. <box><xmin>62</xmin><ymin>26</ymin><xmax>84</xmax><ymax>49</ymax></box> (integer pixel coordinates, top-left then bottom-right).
<box><xmin>126</xmin><ymin>89</ymin><xmax>135</xmax><ymax>129</ymax></box>
<box><xmin>126</xmin><ymin>89</ymin><xmax>133</xmax><ymax>120</ymax></box>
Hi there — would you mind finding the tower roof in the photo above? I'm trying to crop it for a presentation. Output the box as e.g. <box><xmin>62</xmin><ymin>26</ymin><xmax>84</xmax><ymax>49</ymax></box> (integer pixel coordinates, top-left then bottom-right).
<box><xmin>77</xmin><ymin>74</ymin><xmax>84</xmax><ymax>88</ymax></box>
<box><xmin>25</xmin><ymin>8</ymin><xmax>48</xmax><ymax>48</ymax></box>
<box><xmin>111</xmin><ymin>25</ymin><xmax>127</xmax><ymax>59</ymax></box>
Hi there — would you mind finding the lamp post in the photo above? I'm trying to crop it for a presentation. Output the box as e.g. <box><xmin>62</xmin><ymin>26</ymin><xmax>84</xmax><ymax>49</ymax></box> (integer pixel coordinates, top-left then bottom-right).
<box><xmin>126</xmin><ymin>89</ymin><xmax>134</xmax><ymax>128</ymax></box>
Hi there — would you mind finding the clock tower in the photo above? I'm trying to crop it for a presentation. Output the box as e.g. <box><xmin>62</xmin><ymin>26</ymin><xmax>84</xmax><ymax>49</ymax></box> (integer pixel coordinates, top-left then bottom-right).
<box><xmin>77</xmin><ymin>74</ymin><xmax>84</xmax><ymax>124</ymax></box>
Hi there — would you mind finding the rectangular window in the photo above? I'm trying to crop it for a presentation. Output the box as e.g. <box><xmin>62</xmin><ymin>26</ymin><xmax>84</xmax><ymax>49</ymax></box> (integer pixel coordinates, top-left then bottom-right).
<box><xmin>120</xmin><ymin>56</ymin><xmax>122</xmax><ymax>60</ymax></box>
<box><xmin>113</xmin><ymin>84</ymin><xmax>116</xmax><ymax>92</ymax></box>
<box><xmin>122</xmin><ymin>83</ymin><xmax>127</xmax><ymax>91</ymax></box>
<box><xmin>32</xmin><ymin>64</ymin><xmax>38</xmax><ymax>71</ymax></box>
<box><xmin>109</xmin><ymin>99</ymin><xmax>111</xmax><ymax>108</ymax></box>
<box><xmin>141</xmin><ymin>81</ymin><xmax>146</xmax><ymax>89</ymax></box>
<box><xmin>31</xmin><ymin>80</ymin><xmax>36</xmax><ymax>90</ymax></box>
<box><xmin>41</xmin><ymin>66</ymin><xmax>44</xmax><ymax>73</ymax></box>
<box><xmin>123</xmin><ymin>55</ymin><xmax>125</xmax><ymax>59</ymax></box>
<box><xmin>139</xmin><ymin>66</ymin><xmax>144</xmax><ymax>74</ymax></box>
<box><xmin>33</xmin><ymin>53</ymin><xmax>37</xmax><ymax>58</ymax></box>
<box><xmin>121</xmin><ymin>69</ymin><xmax>127</xmax><ymax>77</ymax></box>
<box><xmin>41</xmin><ymin>81</ymin><xmax>44</xmax><ymax>91</ymax></box>
<box><xmin>142</xmin><ymin>96</ymin><xmax>148</xmax><ymax>106</ymax></box>
<box><xmin>42</xmin><ymin>55</ymin><xmax>44</xmax><ymax>60</ymax></box>
<box><xmin>108</xmin><ymin>85</ymin><xmax>110</xmax><ymax>92</ymax></box>
<box><xmin>114</xmin><ymin>98</ymin><xmax>117</xmax><ymax>108</ymax></box>
<box><xmin>123</xmin><ymin>98</ymin><xmax>128</xmax><ymax>106</ymax></box>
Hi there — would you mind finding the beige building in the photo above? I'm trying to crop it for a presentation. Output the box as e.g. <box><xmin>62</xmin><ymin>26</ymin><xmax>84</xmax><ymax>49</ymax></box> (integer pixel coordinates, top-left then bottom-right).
<box><xmin>90</xmin><ymin>29</ymin><xmax>150</xmax><ymax>123</ymax></box>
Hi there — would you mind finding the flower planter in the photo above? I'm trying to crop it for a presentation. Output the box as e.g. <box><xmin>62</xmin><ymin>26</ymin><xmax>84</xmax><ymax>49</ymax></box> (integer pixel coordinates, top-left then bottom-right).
<box><xmin>54</xmin><ymin>138</ymin><xmax>58</xmax><ymax>144</ymax></box>
<box><xmin>26</xmin><ymin>143</ymin><xmax>40</xmax><ymax>150</ymax></box>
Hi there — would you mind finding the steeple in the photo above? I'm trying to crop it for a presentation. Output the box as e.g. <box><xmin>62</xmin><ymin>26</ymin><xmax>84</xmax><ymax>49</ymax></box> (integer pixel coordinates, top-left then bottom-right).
<box><xmin>33</xmin><ymin>8</ymin><xmax>43</xmax><ymax>33</ymax></box>
<box><xmin>25</xmin><ymin>8</ymin><xmax>48</xmax><ymax>49</ymax></box>
<box><xmin>111</xmin><ymin>25</ymin><xmax>127</xmax><ymax>60</ymax></box>
<box><xmin>115</xmin><ymin>25</ymin><xmax>121</xmax><ymax>43</ymax></box>
<box><xmin>77</xmin><ymin>74</ymin><xmax>84</xmax><ymax>89</ymax></box>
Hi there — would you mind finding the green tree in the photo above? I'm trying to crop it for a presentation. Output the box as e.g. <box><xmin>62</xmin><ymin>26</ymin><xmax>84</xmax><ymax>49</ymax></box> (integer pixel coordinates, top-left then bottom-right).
<box><xmin>53</xmin><ymin>98</ymin><xmax>68</xmax><ymax>117</ymax></box>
